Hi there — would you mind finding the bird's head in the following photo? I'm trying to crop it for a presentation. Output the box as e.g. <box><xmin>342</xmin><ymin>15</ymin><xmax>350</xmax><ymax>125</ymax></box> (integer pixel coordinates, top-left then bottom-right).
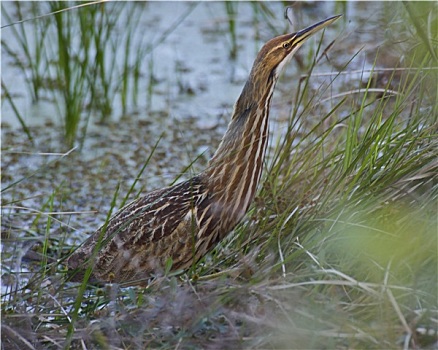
<box><xmin>251</xmin><ymin>14</ymin><xmax>342</xmax><ymax>84</ymax></box>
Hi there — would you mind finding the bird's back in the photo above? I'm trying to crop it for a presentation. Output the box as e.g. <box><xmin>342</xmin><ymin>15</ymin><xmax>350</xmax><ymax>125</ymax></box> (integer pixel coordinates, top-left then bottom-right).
<box><xmin>67</xmin><ymin>175</ymin><xmax>228</xmax><ymax>284</ymax></box>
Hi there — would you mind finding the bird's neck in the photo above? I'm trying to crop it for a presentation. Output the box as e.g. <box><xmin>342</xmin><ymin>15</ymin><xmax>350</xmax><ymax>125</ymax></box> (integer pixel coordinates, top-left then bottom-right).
<box><xmin>203</xmin><ymin>74</ymin><xmax>277</xmax><ymax>221</ymax></box>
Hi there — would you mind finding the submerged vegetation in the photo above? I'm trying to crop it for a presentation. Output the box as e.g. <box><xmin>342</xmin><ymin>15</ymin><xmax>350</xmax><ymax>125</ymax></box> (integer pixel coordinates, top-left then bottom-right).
<box><xmin>1</xmin><ymin>2</ymin><xmax>437</xmax><ymax>349</ymax></box>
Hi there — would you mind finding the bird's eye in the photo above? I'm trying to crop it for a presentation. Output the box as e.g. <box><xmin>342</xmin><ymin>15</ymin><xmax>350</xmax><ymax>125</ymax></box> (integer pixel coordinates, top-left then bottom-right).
<box><xmin>283</xmin><ymin>42</ymin><xmax>290</xmax><ymax>49</ymax></box>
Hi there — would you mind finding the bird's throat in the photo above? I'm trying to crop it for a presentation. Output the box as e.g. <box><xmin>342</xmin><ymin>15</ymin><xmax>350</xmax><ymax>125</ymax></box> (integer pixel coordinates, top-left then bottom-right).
<box><xmin>203</xmin><ymin>77</ymin><xmax>276</xmax><ymax>223</ymax></box>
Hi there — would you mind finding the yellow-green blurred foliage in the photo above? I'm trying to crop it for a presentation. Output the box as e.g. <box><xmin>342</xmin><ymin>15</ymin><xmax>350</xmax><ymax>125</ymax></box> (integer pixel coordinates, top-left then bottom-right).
<box><xmin>326</xmin><ymin>201</ymin><xmax>436</xmax><ymax>300</ymax></box>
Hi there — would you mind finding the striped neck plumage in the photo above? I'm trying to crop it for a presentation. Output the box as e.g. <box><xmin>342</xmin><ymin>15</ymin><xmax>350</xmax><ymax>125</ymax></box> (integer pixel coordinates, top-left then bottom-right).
<box><xmin>203</xmin><ymin>69</ymin><xmax>279</xmax><ymax>221</ymax></box>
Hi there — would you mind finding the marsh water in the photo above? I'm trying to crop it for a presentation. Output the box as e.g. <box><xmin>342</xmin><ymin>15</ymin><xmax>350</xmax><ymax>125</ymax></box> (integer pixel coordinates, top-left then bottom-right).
<box><xmin>2</xmin><ymin>1</ymin><xmax>402</xmax><ymax>278</ymax></box>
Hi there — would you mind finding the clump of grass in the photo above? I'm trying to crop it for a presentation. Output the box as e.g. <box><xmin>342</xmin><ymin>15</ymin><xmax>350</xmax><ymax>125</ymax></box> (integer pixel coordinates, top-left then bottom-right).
<box><xmin>48</xmin><ymin>1</ymin><xmax>151</xmax><ymax>147</ymax></box>
<box><xmin>1</xmin><ymin>2</ymin><xmax>437</xmax><ymax>349</ymax></box>
<box><xmin>2</xmin><ymin>2</ymin><xmax>153</xmax><ymax>147</ymax></box>
<box><xmin>49</xmin><ymin>1</ymin><xmax>89</xmax><ymax>148</ymax></box>
<box><xmin>231</xmin><ymin>9</ymin><xmax>435</xmax><ymax>347</ymax></box>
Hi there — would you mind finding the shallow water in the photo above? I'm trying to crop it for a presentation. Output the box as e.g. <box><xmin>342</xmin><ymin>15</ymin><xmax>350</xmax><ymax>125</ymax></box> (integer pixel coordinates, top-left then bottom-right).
<box><xmin>2</xmin><ymin>2</ymin><xmax>398</xmax><ymax>128</ymax></box>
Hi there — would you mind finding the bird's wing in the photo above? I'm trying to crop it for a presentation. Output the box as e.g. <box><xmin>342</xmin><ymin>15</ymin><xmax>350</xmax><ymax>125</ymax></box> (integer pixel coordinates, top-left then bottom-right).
<box><xmin>67</xmin><ymin>176</ymin><xmax>206</xmax><ymax>283</ymax></box>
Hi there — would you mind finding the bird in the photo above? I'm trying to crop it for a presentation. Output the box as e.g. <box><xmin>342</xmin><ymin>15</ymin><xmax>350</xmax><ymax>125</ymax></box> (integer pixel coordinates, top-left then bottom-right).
<box><xmin>67</xmin><ymin>15</ymin><xmax>341</xmax><ymax>285</ymax></box>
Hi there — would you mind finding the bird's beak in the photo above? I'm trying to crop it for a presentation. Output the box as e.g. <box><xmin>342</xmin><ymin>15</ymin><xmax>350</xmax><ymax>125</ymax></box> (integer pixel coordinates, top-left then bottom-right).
<box><xmin>293</xmin><ymin>14</ymin><xmax>342</xmax><ymax>43</ymax></box>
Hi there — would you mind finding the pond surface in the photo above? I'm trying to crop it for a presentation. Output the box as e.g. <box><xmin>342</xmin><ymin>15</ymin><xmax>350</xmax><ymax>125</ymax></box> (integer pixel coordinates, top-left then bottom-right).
<box><xmin>2</xmin><ymin>2</ymin><xmax>399</xmax><ymax>127</ymax></box>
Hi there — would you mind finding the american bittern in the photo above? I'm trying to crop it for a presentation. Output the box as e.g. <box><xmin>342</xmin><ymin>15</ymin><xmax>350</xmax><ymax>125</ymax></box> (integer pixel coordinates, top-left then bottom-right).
<box><xmin>67</xmin><ymin>15</ymin><xmax>341</xmax><ymax>285</ymax></box>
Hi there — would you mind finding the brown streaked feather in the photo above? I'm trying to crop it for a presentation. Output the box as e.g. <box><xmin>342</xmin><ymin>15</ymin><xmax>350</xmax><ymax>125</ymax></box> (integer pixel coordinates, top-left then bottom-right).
<box><xmin>67</xmin><ymin>174</ymin><xmax>239</xmax><ymax>284</ymax></box>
